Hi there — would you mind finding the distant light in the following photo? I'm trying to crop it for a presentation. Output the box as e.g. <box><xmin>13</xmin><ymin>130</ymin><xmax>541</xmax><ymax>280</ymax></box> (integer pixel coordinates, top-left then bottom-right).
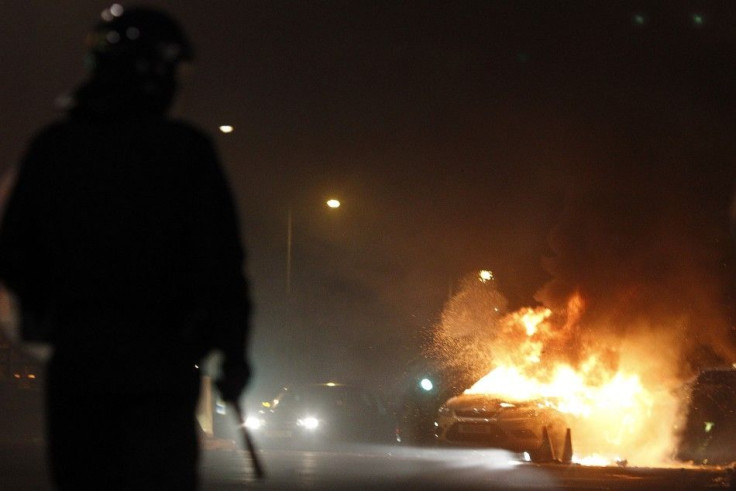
<box><xmin>298</xmin><ymin>416</ymin><xmax>320</xmax><ymax>430</ymax></box>
<box><xmin>632</xmin><ymin>13</ymin><xmax>647</xmax><ymax>26</ymax></box>
<box><xmin>110</xmin><ymin>4</ymin><xmax>124</xmax><ymax>17</ymax></box>
<box><xmin>691</xmin><ymin>13</ymin><xmax>705</xmax><ymax>27</ymax></box>
<box><xmin>101</xmin><ymin>3</ymin><xmax>124</xmax><ymax>21</ymax></box>
<box><xmin>326</xmin><ymin>382</ymin><xmax>337</xmax><ymax>386</ymax></box>
<box><xmin>27</xmin><ymin>374</ymin><xmax>36</xmax><ymax>379</ymax></box>
<box><xmin>106</xmin><ymin>31</ymin><xmax>121</xmax><ymax>44</ymax></box>
<box><xmin>219</xmin><ymin>125</ymin><xmax>234</xmax><ymax>134</ymax></box>
<box><xmin>420</xmin><ymin>378</ymin><xmax>434</xmax><ymax>391</ymax></box>
<box><xmin>245</xmin><ymin>416</ymin><xmax>264</xmax><ymax>430</ymax></box>
<box><xmin>326</xmin><ymin>199</ymin><xmax>341</xmax><ymax>209</ymax></box>
<box><xmin>479</xmin><ymin>270</ymin><xmax>494</xmax><ymax>283</ymax></box>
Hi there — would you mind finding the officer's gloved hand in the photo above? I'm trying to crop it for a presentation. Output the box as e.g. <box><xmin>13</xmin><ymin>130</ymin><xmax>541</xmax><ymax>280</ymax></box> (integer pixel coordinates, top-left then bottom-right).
<box><xmin>216</xmin><ymin>358</ymin><xmax>250</xmax><ymax>403</ymax></box>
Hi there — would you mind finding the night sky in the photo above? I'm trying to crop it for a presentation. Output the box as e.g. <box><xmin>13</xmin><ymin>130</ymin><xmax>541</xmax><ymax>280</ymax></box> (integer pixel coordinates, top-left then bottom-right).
<box><xmin>4</xmin><ymin>1</ymin><xmax>736</xmax><ymax>399</ymax></box>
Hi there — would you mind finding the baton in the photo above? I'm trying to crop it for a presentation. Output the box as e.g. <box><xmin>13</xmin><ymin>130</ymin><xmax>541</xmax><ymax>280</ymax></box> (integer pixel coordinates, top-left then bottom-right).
<box><xmin>232</xmin><ymin>401</ymin><xmax>266</xmax><ymax>480</ymax></box>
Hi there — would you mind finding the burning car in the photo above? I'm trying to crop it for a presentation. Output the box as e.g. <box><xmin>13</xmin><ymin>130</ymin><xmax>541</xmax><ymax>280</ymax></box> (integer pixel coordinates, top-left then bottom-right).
<box><xmin>248</xmin><ymin>382</ymin><xmax>397</xmax><ymax>447</ymax></box>
<box><xmin>435</xmin><ymin>393</ymin><xmax>569</xmax><ymax>461</ymax></box>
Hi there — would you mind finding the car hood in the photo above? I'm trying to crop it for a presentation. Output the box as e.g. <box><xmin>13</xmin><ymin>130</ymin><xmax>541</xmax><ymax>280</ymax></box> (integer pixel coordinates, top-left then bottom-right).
<box><xmin>442</xmin><ymin>394</ymin><xmax>549</xmax><ymax>416</ymax></box>
<box><xmin>445</xmin><ymin>394</ymin><xmax>517</xmax><ymax>410</ymax></box>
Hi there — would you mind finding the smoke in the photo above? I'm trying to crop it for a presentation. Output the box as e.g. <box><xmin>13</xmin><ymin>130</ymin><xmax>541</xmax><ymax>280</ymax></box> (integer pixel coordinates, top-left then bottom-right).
<box><xmin>534</xmin><ymin>131</ymin><xmax>736</xmax><ymax>377</ymax></box>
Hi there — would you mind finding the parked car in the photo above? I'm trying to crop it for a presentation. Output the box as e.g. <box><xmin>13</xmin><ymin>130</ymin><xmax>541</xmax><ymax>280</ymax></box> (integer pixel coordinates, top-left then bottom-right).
<box><xmin>676</xmin><ymin>368</ymin><xmax>736</xmax><ymax>465</ymax></box>
<box><xmin>248</xmin><ymin>382</ymin><xmax>397</xmax><ymax>447</ymax></box>
<box><xmin>435</xmin><ymin>393</ymin><xmax>569</xmax><ymax>461</ymax></box>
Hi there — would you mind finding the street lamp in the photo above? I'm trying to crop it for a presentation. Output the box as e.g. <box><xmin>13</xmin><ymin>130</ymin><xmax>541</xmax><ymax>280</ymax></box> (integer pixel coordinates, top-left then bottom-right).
<box><xmin>286</xmin><ymin>199</ymin><xmax>341</xmax><ymax>295</ymax></box>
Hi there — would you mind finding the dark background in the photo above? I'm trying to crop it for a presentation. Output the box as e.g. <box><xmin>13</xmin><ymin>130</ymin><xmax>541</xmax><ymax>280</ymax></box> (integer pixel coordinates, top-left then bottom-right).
<box><xmin>3</xmin><ymin>1</ymin><xmax>736</xmax><ymax>401</ymax></box>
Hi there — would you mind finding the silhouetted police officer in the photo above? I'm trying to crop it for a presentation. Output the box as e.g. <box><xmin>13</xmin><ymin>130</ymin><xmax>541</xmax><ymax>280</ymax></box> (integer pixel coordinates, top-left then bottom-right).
<box><xmin>0</xmin><ymin>5</ymin><xmax>250</xmax><ymax>489</ymax></box>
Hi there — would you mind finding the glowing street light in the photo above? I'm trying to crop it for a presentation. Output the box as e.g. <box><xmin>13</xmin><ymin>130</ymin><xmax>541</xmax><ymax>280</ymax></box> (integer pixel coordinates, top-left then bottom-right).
<box><xmin>326</xmin><ymin>199</ymin><xmax>341</xmax><ymax>209</ymax></box>
<box><xmin>219</xmin><ymin>125</ymin><xmax>234</xmax><ymax>134</ymax></box>
<box><xmin>479</xmin><ymin>270</ymin><xmax>494</xmax><ymax>283</ymax></box>
<box><xmin>419</xmin><ymin>378</ymin><xmax>434</xmax><ymax>391</ymax></box>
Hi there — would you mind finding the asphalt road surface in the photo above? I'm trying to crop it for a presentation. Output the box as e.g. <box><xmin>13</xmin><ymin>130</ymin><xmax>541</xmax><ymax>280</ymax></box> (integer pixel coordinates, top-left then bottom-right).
<box><xmin>200</xmin><ymin>443</ymin><xmax>735</xmax><ymax>490</ymax></box>
<box><xmin>1</xmin><ymin>439</ymin><xmax>733</xmax><ymax>490</ymax></box>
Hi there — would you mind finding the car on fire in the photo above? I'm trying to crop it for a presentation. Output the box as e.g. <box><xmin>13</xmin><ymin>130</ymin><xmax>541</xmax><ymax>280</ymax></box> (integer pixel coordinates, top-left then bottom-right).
<box><xmin>434</xmin><ymin>393</ymin><xmax>569</xmax><ymax>461</ymax></box>
<box><xmin>676</xmin><ymin>368</ymin><xmax>736</xmax><ymax>465</ymax></box>
<box><xmin>247</xmin><ymin>382</ymin><xmax>397</xmax><ymax>447</ymax></box>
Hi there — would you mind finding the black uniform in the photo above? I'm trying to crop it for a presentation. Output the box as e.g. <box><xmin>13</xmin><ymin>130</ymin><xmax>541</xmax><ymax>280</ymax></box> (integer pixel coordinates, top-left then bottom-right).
<box><xmin>0</xmin><ymin>60</ymin><xmax>250</xmax><ymax>489</ymax></box>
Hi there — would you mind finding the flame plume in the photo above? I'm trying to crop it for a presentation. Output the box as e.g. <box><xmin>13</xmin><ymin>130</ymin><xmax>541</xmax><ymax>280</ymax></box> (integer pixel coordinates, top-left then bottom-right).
<box><xmin>429</xmin><ymin>272</ymin><xmax>685</xmax><ymax>465</ymax></box>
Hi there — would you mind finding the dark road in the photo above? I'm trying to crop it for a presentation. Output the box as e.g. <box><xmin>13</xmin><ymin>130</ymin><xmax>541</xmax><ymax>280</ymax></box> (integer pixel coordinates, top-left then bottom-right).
<box><xmin>200</xmin><ymin>443</ymin><xmax>734</xmax><ymax>490</ymax></box>
<box><xmin>1</xmin><ymin>439</ymin><xmax>733</xmax><ymax>490</ymax></box>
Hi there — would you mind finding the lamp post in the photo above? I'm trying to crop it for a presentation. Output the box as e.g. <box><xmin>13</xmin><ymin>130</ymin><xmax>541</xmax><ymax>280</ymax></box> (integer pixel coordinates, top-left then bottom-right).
<box><xmin>286</xmin><ymin>199</ymin><xmax>341</xmax><ymax>295</ymax></box>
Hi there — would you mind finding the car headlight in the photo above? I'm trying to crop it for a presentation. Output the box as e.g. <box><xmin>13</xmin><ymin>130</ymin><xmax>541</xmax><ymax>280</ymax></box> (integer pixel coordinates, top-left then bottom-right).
<box><xmin>297</xmin><ymin>416</ymin><xmax>320</xmax><ymax>431</ymax></box>
<box><xmin>245</xmin><ymin>416</ymin><xmax>265</xmax><ymax>430</ymax></box>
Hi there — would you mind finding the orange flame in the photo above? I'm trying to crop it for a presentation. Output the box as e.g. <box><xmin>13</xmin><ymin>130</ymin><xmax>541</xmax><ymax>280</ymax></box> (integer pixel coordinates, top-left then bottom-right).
<box><xmin>464</xmin><ymin>293</ymin><xmax>680</xmax><ymax>465</ymax></box>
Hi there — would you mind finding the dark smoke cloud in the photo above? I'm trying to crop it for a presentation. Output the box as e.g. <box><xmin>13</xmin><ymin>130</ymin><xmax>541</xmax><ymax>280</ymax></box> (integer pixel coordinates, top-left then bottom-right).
<box><xmin>535</xmin><ymin>105</ymin><xmax>736</xmax><ymax>377</ymax></box>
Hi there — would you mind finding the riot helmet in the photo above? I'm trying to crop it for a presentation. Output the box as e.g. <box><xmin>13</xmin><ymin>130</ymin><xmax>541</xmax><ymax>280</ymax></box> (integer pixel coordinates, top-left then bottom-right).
<box><xmin>86</xmin><ymin>4</ymin><xmax>193</xmax><ymax>79</ymax></box>
<box><xmin>68</xmin><ymin>4</ymin><xmax>193</xmax><ymax>116</ymax></box>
